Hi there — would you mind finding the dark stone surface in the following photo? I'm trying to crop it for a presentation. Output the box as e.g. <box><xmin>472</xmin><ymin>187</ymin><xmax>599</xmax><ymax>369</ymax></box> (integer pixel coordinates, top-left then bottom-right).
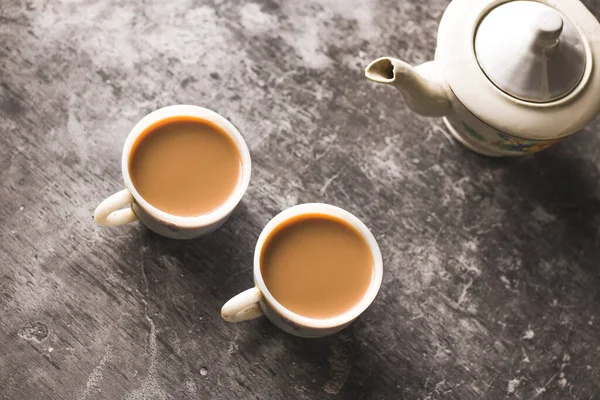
<box><xmin>1</xmin><ymin>0</ymin><xmax>599</xmax><ymax>399</ymax></box>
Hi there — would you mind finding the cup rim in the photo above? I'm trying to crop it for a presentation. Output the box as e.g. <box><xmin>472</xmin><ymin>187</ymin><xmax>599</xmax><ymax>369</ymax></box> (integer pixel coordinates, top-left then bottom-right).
<box><xmin>253</xmin><ymin>203</ymin><xmax>383</xmax><ymax>330</ymax></box>
<box><xmin>121</xmin><ymin>105</ymin><xmax>251</xmax><ymax>228</ymax></box>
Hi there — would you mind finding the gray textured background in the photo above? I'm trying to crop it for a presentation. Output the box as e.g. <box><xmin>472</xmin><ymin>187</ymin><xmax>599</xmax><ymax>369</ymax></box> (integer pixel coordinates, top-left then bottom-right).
<box><xmin>1</xmin><ymin>0</ymin><xmax>600</xmax><ymax>399</ymax></box>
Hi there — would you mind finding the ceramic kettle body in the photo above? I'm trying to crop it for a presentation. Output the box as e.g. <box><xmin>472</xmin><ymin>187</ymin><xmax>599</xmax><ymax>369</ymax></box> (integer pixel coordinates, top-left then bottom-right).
<box><xmin>438</xmin><ymin>67</ymin><xmax>566</xmax><ymax>157</ymax></box>
<box><xmin>366</xmin><ymin>0</ymin><xmax>600</xmax><ymax>157</ymax></box>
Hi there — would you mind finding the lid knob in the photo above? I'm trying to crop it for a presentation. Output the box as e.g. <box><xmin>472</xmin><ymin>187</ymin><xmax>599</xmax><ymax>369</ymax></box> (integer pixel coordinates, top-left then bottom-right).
<box><xmin>535</xmin><ymin>10</ymin><xmax>563</xmax><ymax>49</ymax></box>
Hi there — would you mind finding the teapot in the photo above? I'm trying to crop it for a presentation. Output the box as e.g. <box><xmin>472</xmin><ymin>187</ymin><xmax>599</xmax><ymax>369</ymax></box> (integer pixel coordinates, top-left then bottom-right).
<box><xmin>365</xmin><ymin>0</ymin><xmax>600</xmax><ymax>156</ymax></box>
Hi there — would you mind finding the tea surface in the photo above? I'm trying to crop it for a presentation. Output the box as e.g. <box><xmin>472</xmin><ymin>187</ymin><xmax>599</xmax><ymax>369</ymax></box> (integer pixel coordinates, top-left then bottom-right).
<box><xmin>261</xmin><ymin>214</ymin><xmax>373</xmax><ymax>319</ymax></box>
<box><xmin>129</xmin><ymin>117</ymin><xmax>241</xmax><ymax>216</ymax></box>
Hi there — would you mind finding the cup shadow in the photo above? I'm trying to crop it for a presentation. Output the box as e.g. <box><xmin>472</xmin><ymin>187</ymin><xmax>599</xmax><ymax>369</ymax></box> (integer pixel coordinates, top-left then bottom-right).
<box><xmin>233</xmin><ymin>318</ymin><xmax>417</xmax><ymax>400</ymax></box>
<box><xmin>137</xmin><ymin>201</ymin><xmax>262</xmax><ymax>300</ymax></box>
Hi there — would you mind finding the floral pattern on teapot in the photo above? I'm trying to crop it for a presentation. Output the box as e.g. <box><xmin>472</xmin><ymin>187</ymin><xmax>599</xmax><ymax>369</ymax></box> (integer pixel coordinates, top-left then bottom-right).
<box><xmin>462</xmin><ymin>122</ymin><xmax>562</xmax><ymax>154</ymax></box>
<box><xmin>444</xmin><ymin>96</ymin><xmax>563</xmax><ymax>156</ymax></box>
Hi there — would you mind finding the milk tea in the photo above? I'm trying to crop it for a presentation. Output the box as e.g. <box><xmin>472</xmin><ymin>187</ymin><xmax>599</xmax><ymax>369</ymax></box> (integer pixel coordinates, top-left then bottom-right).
<box><xmin>260</xmin><ymin>214</ymin><xmax>373</xmax><ymax>319</ymax></box>
<box><xmin>129</xmin><ymin>116</ymin><xmax>241</xmax><ymax>216</ymax></box>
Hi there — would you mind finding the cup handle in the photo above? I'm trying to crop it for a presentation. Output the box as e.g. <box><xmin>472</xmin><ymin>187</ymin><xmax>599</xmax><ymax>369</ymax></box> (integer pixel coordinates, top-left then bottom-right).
<box><xmin>94</xmin><ymin>189</ymin><xmax>138</xmax><ymax>226</ymax></box>
<box><xmin>221</xmin><ymin>287</ymin><xmax>264</xmax><ymax>322</ymax></box>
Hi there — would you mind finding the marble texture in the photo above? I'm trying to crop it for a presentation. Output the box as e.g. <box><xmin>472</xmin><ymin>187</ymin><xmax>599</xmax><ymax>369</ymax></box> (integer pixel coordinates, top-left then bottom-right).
<box><xmin>0</xmin><ymin>0</ymin><xmax>599</xmax><ymax>399</ymax></box>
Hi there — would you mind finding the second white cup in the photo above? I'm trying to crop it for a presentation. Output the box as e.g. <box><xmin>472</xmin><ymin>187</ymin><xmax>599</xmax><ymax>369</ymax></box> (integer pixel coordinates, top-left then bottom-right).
<box><xmin>221</xmin><ymin>203</ymin><xmax>383</xmax><ymax>338</ymax></box>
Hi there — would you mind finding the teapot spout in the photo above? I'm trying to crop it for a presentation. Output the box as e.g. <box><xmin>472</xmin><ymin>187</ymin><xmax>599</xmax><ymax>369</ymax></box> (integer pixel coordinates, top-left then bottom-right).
<box><xmin>365</xmin><ymin>57</ymin><xmax>451</xmax><ymax>117</ymax></box>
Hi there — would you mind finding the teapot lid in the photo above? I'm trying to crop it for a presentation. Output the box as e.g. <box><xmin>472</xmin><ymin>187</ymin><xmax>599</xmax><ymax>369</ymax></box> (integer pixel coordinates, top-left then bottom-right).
<box><xmin>474</xmin><ymin>1</ymin><xmax>586</xmax><ymax>103</ymax></box>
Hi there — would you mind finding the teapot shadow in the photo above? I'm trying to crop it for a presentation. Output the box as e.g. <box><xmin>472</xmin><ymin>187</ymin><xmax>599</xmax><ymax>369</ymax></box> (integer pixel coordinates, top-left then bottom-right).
<box><xmin>482</xmin><ymin>144</ymin><xmax>600</xmax><ymax>275</ymax></box>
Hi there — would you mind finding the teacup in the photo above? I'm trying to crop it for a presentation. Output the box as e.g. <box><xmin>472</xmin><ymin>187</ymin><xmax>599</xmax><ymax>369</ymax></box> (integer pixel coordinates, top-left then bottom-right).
<box><xmin>93</xmin><ymin>105</ymin><xmax>251</xmax><ymax>239</ymax></box>
<box><xmin>221</xmin><ymin>203</ymin><xmax>383</xmax><ymax>338</ymax></box>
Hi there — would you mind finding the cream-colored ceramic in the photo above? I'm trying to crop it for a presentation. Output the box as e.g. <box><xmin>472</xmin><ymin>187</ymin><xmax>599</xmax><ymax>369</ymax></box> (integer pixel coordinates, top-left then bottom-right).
<box><xmin>93</xmin><ymin>105</ymin><xmax>251</xmax><ymax>239</ymax></box>
<box><xmin>365</xmin><ymin>0</ymin><xmax>600</xmax><ymax>156</ymax></box>
<box><xmin>221</xmin><ymin>203</ymin><xmax>383</xmax><ymax>338</ymax></box>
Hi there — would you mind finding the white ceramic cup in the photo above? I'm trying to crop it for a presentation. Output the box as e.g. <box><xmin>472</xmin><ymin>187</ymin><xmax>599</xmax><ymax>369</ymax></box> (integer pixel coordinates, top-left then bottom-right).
<box><xmin>93</xmin><ymin>105</ymin><xmax>251</xmax><ymax>239</ymax></box>
<box><xmin>221</xmin><ymin>203</ymin><xmax>383</xmax><ymax>338</ymax></box>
